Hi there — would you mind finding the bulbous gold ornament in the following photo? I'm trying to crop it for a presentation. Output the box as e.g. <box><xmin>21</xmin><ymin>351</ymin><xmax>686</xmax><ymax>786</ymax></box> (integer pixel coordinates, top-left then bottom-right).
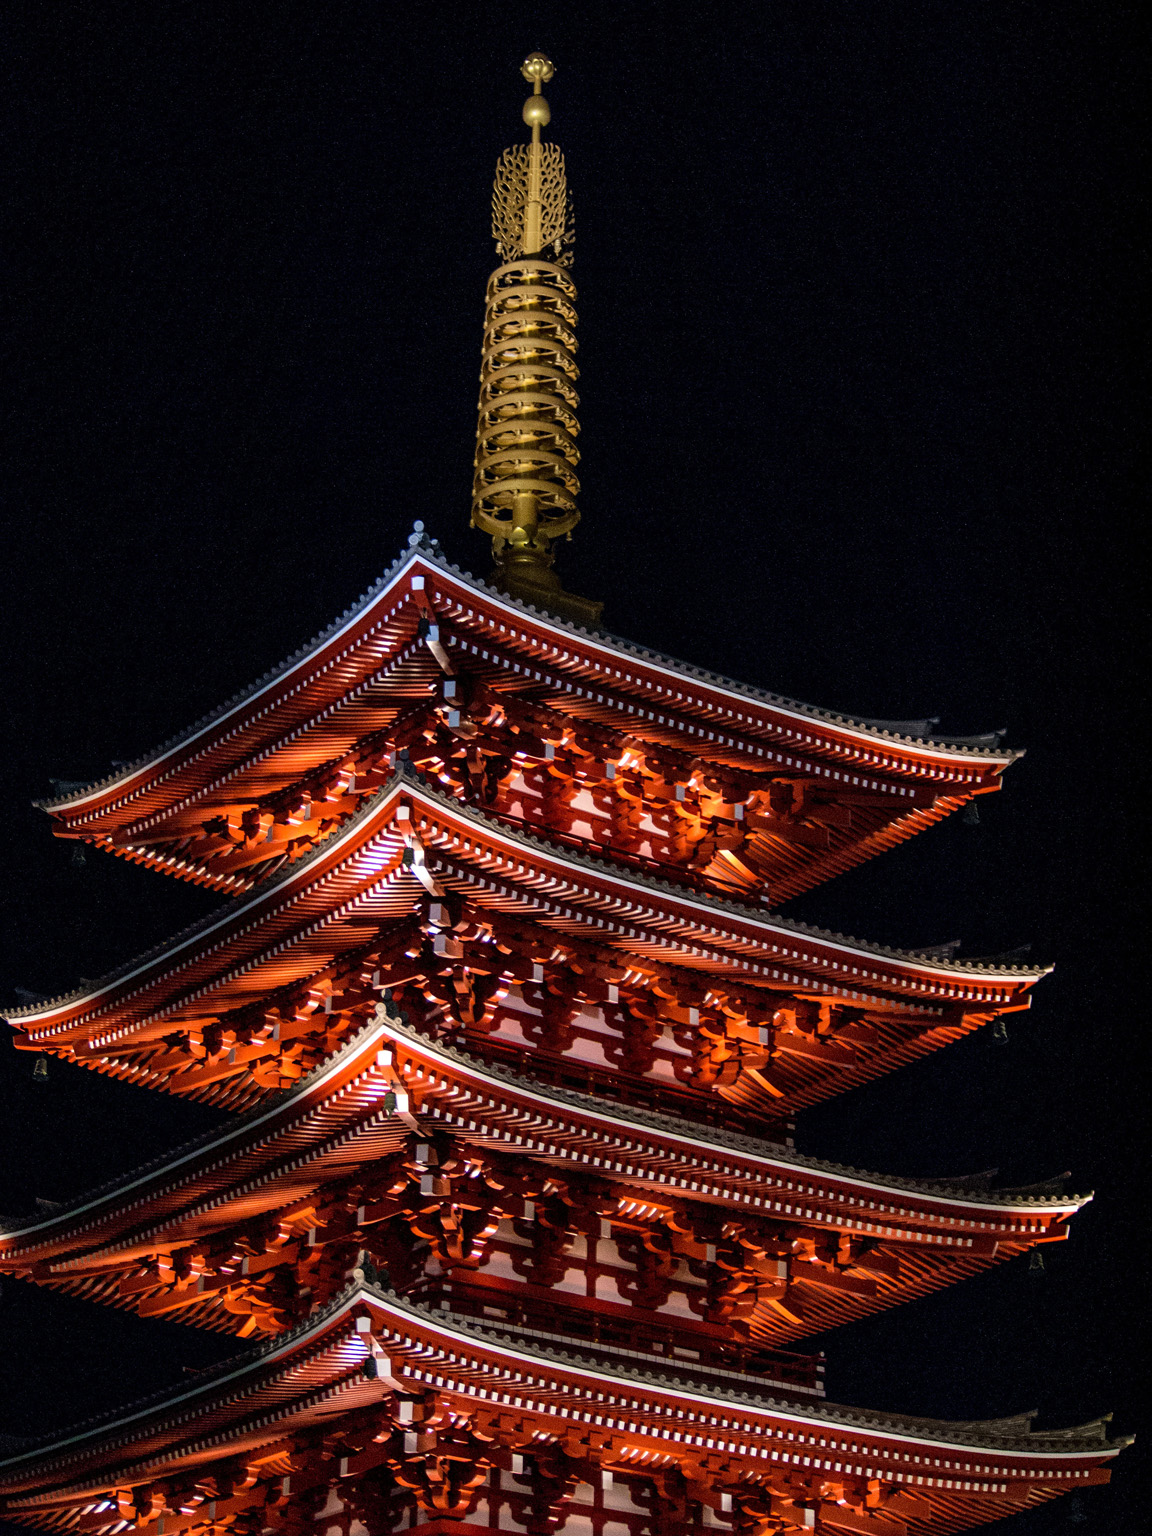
<box><xmin>523</xmin><ymin>95</ymin><xmax>551</xmax><ymax>128</ymax></box>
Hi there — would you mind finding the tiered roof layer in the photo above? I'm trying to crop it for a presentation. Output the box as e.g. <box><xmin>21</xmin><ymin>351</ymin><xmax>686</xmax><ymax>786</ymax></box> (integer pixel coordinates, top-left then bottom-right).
<box><xmin>0</xmin><ymin>1283</ymin><xmax>1125</xmax><ymax>1536</ymax></box>
<box><xmin>39</xmin><ymin>543</ymin><xmax>1018</xmax><ymax>906</ymax></box>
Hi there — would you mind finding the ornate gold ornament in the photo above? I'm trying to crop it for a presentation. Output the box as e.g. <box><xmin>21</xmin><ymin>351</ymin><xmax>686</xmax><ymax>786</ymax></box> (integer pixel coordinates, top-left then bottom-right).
<box><xmin>491</xmin><ymin>142</ymin><xmax>573</xmax><ymax>265</ymax></box>
<box><xmin>470</xmin><ymin>54</ymin><xmax>602</xmax><ymax>628</ymax></box>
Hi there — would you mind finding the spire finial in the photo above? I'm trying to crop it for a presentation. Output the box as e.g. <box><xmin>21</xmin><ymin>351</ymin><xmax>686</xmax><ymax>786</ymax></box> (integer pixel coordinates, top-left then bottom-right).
<box><xmin>470</xmin><ymin>56</ymin><xmax>602</xmax><ymax>628</ymax></box>
<box><xmin>521</xmin><ymin>50</ymin><xmax>554</xmax><ymax>87</ymax></box>
<box><xmin>525</xmin><ymin>50</ymin><xmax>556</xmax><ymax>83</ymax></box>
<box><xmin>488</xmin><ymin>53</ymin><xmax>570</xmax><ymax>264</ymax></box>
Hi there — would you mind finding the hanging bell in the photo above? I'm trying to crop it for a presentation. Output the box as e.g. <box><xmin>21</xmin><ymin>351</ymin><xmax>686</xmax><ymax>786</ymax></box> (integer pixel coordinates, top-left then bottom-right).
<box><xmin>32</xmin><ymin>1055</ymin><xmax>49</xmax><ymax>1081</ymax></box>
<box><xmin>993</xmin><ymin>1019</ymin><xmax>1009</xmax><ymax>1044</ymax></box>
<box><xmin>963</xmin><ymin>803</ymin><xmax>980</xmax><ymax>827</ymax></box>
<box><xmin>1028</xmin><ymin>1249</ymin><xmax>1045</xmax><ymax>1274</ymax></box>
<box><xmin>71</xmin><ymin>845</ymin><xmax>87</xmax><ymax>869</ymax></box>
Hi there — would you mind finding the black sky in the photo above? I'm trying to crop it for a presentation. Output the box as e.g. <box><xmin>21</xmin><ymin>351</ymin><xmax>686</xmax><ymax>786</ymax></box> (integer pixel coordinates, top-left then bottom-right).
<box><xmin>1</xmin><ymin>4</ymin><xmax>1147</xmax><ymax>1530</ymax></box>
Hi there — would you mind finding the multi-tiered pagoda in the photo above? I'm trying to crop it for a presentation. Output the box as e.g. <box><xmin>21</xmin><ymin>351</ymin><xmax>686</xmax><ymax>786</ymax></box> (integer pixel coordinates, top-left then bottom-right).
<box><xmin>1</xmin><ymin>53</ymin><xmax>1126</xmax><ymax>1536</ymax></box>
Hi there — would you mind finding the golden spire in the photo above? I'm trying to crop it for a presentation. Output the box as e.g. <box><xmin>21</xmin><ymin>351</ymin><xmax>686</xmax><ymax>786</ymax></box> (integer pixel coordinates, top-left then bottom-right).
<box><xmin>471</xmin><ymin>53</ymin><xmax>602</xmax><ymax>628</ymax></box>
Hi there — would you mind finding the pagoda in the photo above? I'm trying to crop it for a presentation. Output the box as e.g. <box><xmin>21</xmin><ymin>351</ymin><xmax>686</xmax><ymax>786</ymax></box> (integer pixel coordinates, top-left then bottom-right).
<box><xmin>0</xmin><ymin>53</ymin><xmax>1127</xmax><ymax>1536</ymax></box>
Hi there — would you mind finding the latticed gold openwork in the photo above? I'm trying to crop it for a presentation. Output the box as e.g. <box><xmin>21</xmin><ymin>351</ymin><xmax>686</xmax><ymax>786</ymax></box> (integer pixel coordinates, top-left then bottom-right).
<box><xmin>491</xmin><ymin>144</ymin><xmax>574</xmax><ymax>265</ymax></box>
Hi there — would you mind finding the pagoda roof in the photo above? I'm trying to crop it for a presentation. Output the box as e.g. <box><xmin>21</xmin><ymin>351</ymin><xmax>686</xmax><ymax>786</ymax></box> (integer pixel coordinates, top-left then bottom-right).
<box><xmin>0</xmin><ymin>1009</ymin><xmax>1086</xmax><ymax>1346</ymax></box>
<box><xmin>7</xmin><ymin>770</ymin><xmax>1047</xmax><ymax>1117</ymax></box>
<box><xmin>38</xmin><ymin>538</ymin><xmax>1017</xmax><ymax>897</ymax></box>
<box><xmin>0</xmin><ymin>1007</ymin><xmax>1088</xmax><ymax>1249</ymax></box>
<box><xmin>0</xmin><ymin>1280</ymin><xmax>1124</xmax><ymax>1536</ymax></box>
<box><xmin>10</xmin><ymin>767</ymin><xmax>1047</xmax><ymax>1034</ymax></box>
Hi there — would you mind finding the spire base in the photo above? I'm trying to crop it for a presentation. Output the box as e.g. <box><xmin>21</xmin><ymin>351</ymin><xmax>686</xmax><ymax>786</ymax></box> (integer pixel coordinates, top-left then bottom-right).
<box><xmin>490</xmin><ymin>562</ymin><xmax>603</xmax><ymax>628</ymax></box>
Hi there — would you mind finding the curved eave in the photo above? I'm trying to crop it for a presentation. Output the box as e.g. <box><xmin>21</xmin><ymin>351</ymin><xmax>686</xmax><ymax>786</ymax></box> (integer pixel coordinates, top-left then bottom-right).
<box><xmin>40</xmin><ymin>542</ymin><xmax>1018</xmax><ymax>842</ymax></box>
<box><xmin>405</xmin><ymin>773</ymin><xmax>1050</xmax><ymax>991</ymax></box>
<box><xmin>379</xmin><ymin>1012</ymin><xmax>1089</xmax><ymax>1220</ymax></box>
<box><xmin>7</xmin><ymin>778</ymin><xmax>415</xmax><ymax>1046</ymax></box>
<box><xmin>7</xmin><ymin>771</ymin><xmax>1047</xmax><ymax>1057</ymax></box>
<box><xmin>0</xmin><ymin>1284</ymin><xmax>1124</xmax><ymax>1518</ymax></box>
<box><xmin>0</xmin><ymin>1009</ymin><xmax>1088</xmax><ymax>1288</ymax></box>
<box><xmin>0</xmin><ymin>1017</ymin><xmax>398</xmax><ymax>1258</ymax></box>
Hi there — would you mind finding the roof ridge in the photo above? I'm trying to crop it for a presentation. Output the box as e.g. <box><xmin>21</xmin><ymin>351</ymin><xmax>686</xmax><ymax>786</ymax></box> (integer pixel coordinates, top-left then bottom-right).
<box><xmin>422</xmin><ymin>549</ymin><xmax>1016</xmax><ymax>755</ymax></box>
<box><xmin>412</xmin><ymin>1290</ymin><xmax>1113</xmax><ymax>1447</ymax></box>
<box><xmin>0</xmin><ymin>1281</ymin><xmax>361</xmax><ymax>1474</ymax></box>
<box><xmin>4</xmin><ymin>781</ymin><xmax>410</xmax><ymax>1021</ymax></box>
<box><xmin>33</xmin><ymin>538</ymin><xmax>435</xmax><ymax>813</ymax></box>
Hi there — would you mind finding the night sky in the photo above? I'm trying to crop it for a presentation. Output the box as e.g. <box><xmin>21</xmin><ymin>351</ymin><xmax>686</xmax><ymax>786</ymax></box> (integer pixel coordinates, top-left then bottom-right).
<box><xmin>1</xmin><ymin>5</ymin><xmax>1147</xmax><ymax>1531</ymax></box>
